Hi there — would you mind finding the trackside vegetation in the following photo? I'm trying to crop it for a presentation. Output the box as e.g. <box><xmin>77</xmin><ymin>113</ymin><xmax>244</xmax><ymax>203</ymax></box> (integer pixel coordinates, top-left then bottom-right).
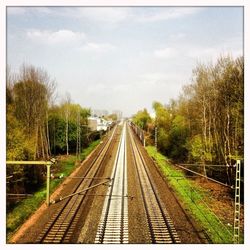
<box><xmin>6</xmin><ymin>65</ymin><xmax>117</xmax><ymax>210</ymax></box>
<box><xmin>146</xmin><ymin>146</ymin><xmax>243</xmax><ymax>243</ymax></box>
<box><xmin>6</xmin><ymin>64</ymin><xmax>118</xmax><ymax>239</ymax></box>
<box><xmin>133</xmin><ymin>56</ymin><xmax>243</xmax><ymax>168</ymax></box>
<box><xmin>7</xmin><ymin>140</ymin><xmax>100</xmax><ymax>240</ymax></box>
<box><xmin>131</xmin><ymin>55</ymin><xmax>244</xmax><ymax>243</ymax></box>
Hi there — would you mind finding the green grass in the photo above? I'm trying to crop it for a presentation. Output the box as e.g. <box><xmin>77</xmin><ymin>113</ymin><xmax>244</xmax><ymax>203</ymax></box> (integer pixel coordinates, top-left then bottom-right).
<box><xmin>80</xmin><ymin>139</ymin><xmax>100</xmax><ymax>161</ymax></box>
<box><xmin>6</xmin><ymin>140</ymin><xmax>100</xmax><ymax>241</ymax></box>
<box><xmin>146</xmin><ymin>146</ymin><xmax>238</xmax><ymax>244</ymax></box>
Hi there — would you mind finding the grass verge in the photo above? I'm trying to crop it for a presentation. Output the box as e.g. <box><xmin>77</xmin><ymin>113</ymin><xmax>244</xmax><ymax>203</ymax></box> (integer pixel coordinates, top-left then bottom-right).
<box><xmin>6</xmin><ymin>139</ymin><xmax>100</xmax><ymax>241</ymax></box>
<box><xmin>146</xmin><ymin>146</ymin><xmax>239</xmax><ymax>244</ymax></box>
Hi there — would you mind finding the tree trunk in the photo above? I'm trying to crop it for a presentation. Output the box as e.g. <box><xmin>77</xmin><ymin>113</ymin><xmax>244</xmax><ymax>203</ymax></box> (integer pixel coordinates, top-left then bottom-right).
<box><xmin>34</xmin><ymin>123</ymin><xmax>39</xmax><ymax>160</ymax></box>
<box><xmin>40</xmin><ymin>125</ymin><xmax>45</xmax><ymax>159</ymax></box>
<box><xmin>46</xmin><ymin>112</ymin><xmax>51</xmax><ymax>156</ymax></box>
<box><xmin>66</xmin><ymin>111</ymin><xmax>69</xmax><ymax>155</ymax></box>
<box><xmin>53</xmin><ymin>117</ymin><xmax>56</xmax><ymax>155</ymax></box>
<box><xmin>202</xmin><ymin>96</ymin><xmax>207</xmax><ymax>152</ymax></box>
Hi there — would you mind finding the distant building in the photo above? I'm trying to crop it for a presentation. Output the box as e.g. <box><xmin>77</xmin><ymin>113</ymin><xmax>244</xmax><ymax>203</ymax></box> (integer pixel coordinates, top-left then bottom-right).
<box><xmin>88</xmin><ymin>117</ymin><xmax>98</xmax><ymax>131</ymax></box>
<box><xmin>88</xmin><ymin>117</ymin><xmax>109</xmax><ymax>131</ymax></box>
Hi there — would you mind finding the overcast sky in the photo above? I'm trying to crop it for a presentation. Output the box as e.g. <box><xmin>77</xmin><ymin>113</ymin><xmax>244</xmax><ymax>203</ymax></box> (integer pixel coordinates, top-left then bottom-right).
<box><xmin>7</xmin><ymin>6</ymin><xmax>243</xmax><ymax>117</ymax></box>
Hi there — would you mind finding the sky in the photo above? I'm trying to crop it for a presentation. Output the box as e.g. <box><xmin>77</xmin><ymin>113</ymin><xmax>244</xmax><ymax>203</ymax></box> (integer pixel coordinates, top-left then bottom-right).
<box><xmin>7</xmin><ymin>6</ymin><xmax>243</xmax><ymax>117</ymax></box>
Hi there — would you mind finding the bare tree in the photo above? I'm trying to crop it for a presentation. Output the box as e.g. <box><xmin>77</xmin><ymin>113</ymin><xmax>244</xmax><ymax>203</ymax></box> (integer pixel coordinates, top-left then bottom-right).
<box><xmin>62</xmin><ymin>92</ymin><xmax>71</xmax><ymax>156</ymax></box>
<box><xmin>13</xmin><ymin>64</ymin><xmax>55</xmax><ymax>159</ymax></box>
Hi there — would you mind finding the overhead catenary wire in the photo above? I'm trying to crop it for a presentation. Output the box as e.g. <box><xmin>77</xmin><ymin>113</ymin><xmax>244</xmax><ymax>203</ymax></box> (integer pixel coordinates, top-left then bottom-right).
<box><xmin>155</xmin><ymin>154</ymin><xmax>234</xmax><ymax>243</ymax></box>
<box><xmin>179</xmin><ymin>163</ymin><xmax>234</xmax><ymax>167</ymax></box>
<box><xmin>36</xmin><ymin>125</ymin><xmax>118</xmax><ymax>243</ymax></box>
<box><xmin>188</xmin><ymin>185</ymin><xmax>234</xmax><ymax>238</ymax></box>
<box><xmin>176</xmin><ymin>179</ymin><xmax>227</xmax><ymax>242</ymax></box>
<box><xmin>173</xmin><ymin>163</ymin><xmax>233</xmax><ymax>188</ymax></box>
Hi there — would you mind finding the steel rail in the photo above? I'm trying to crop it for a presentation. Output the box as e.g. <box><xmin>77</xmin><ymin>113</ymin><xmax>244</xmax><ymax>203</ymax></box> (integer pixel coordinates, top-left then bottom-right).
<box><xmin>95</xmin><ymin>123</ymin><xmax>128</xmax><ymax>243</ymax></box>
<box><xmin>128</xmin><ymin>123</ymin><xmax>180</xmax><ymax>243</ymax></box>
<box><xmin>36</xmin><ymin>125</ymin><xmax>118</xmax><ymax>243</ymax></box>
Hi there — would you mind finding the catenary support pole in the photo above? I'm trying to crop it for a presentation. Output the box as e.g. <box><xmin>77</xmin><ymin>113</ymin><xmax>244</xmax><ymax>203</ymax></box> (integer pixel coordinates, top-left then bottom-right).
<box><xmin>155</xmin><ymin>126</ymin><xmax>157</xmax><ymax>151</ymax></box>
<box><xmin>233</xmin><ymin>160</ymin><xmax>241</xmax><ymax>243</ymax></box>
<box><xmin>46</xmin><ymin>164</ymin><xmax>51</xmax><ymax>206</ymax></box>
<box><xmin>6</xmin><ymin>160</ymin><xmax>55</xmax><ymax>207</ymax></box>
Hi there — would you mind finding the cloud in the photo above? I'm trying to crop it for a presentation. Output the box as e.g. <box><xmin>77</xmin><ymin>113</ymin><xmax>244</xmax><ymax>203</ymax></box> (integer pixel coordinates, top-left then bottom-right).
<box><xmin>26</xmin><ymin>28</ymin><xmax>116</xmax><ymax>54</ymax></box>
<box><xmin>26</xmin><ymin>29</ymin><xmax>86</xmax><ymax>46</ymax></box>
<box><xmin>139</xmin><ymin>72</ymin><xmax>184</xmax><ymax>85</ymax></box>
<box><xmin>153</xmin><ymin>35</ymin><xmax>242</xmax><ymax>62</ymax></box>
<box><xmin>186</xmin><ymin>45</ymin><xmax>243</xmax><ymax>62</ymax></box>
<box><xmin>169</xmin><ymin>33</ymin><xmax>186</xmax><ymax>40</ymax></box>
<box><xmin>186</xmin><ymin>36</ymin><xmax>243</xmax><ymax>62</ymax></box>
<box><xmin>8</xmin><ymin>7</ymin><xmax>201</xmax><ymax>24</ymax></box>
<box><xmin>79</xmin><ymin>42</ymin><xmax>116</xmax><ymax>53</ymax></box>
<box><xmin>154</xmin><ymin>47</ymin><xmax>178</xmax><ymax>59</ymax></box>
<box><xmin>7</xmin><ymin>7</ymin><xmax>53</xmax><ymax>16</ymax></box>
<box><xmin>135</xmin><ymin>7</ymin><xmax>202</xmax><ymax>22</ymax></box>
<box><xmin>76</xmin><ymin>7</ymin><xmax>201</xmax><ymax>24</ymax></box>
<box><xmin>186</xmin><ymin>47</ymin><xmax>218</xmax><ymax>60</ymax></box>
<box><xmin>77</xmin><ymin>8</ymin><xmax>130</xmax><ymax>23</ymax></box>
<box><xmin>8</xmin><ymin>6</ymin><xmax>130</xmax><ymax>24</ymax></box>
<box><xmin>140</xmin><ymin>72</ymin><xmax>169</xmax><ymax>81</ymax></box>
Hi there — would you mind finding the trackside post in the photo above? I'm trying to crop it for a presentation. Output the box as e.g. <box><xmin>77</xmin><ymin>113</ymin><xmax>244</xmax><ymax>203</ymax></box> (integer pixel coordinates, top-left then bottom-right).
<box><xmin>6</xmin><ymin>159</ymin><xmax>56</xmax><ymax>206</ymax></box>
<box><xmin>233</xmin><ymin>160</ymin><xmax>241</xmax><ymax>243</ymax></box>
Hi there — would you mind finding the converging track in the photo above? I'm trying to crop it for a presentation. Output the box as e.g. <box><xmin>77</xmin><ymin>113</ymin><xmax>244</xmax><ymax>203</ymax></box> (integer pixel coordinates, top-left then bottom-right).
<box><xmin>95</xmin><ymin>123</ymin><xmax>128</xmax><ymax>243</ymax></box>
<box><xmin>13</xmin><ymin>121</ymin><xmax>205</xmax><ymax>244</ymax></box>
<box><xmin>35</xmin><ymin>126</ymin><xmax>118</xmax><ymax>243</ymax></box>
<box><xmin>128</xmin><ymin>123</ymin><xmax>180</xmax><ymax>243</ymax></box>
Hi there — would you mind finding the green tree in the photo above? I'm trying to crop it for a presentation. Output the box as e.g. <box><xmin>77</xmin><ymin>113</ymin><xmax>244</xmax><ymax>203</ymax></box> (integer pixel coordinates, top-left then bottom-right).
<box><xmin>148</xmin><ymin>55</ymin><xmax>243</xmax><ymax>165</ymax></box>
<box><xmin>152</xmin><ymin>101</ymin><xmax>172</xmax><ymax>154</ymax></box>
<box><xmin>6</xmin><ymin>106</ymin><xmax>34</xmax><ymax>160</ymax></box>
<box><xmin>48</xmin><ymin>103</ymin><xmax>90</xmax><ymax>154</ymax></box>
<box><xmin>167</xmin><ymin>115</ymin><xmax>189</xmax><ymax>161</ymax></box>
<box><xmin>132</xmin><ymin>108</ymin><xmax>151</xmax><ymax>131</ymax></box>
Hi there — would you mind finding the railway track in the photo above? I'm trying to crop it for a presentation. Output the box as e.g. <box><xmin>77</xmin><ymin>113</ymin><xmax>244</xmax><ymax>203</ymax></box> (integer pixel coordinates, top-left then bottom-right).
<box><xmin>35</xmin><ymin>125</ymin><xmax>119</xmax><ymax>243</ymax></box>
<box><xmin>128</xmin><ymin>123</ymin><xmax>181</xmax><ymax>243</ymax></box>
<box><xmin>95</xmin><ymin>123</ymin><xmax>128</xmax><ymax>243</ymax></box>
<box><xmin>34</xmin><ymin>121</ymin><xmax>181</xmax><ymax>243</ymax></box>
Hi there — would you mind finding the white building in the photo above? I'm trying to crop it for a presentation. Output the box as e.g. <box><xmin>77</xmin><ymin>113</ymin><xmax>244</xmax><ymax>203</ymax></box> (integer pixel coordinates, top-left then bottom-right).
<box><xmin>88</xmin><ymin>117</ymin><xmax>109</xmax><ymax>131</ymax></box>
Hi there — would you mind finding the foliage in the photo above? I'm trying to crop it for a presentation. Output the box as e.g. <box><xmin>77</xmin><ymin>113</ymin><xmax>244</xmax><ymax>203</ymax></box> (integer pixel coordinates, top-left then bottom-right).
<box><xmin>6</xmin><ymin>106</ymin><xmax>34</xmax><ymax>160</ymax></box>
<box><xmin>187</xmin><ymin>135</ymin><xmax>212</xmax><ymax>162</ymax></box>
<box><xmin>6</xmin><ymin>64</ymin><xmax>96</xmax><ymax>218</ymax></box>
<box><xmin>132</xmin><ymin>108</ymin><xmax>151</xmax><ymax>131</ymax></box>
<box><xmin>48</xmin><ymin>104</ymin><xmax>91</xmax><ymax>155</ymax></box>
<box><xmin>152</xmin><ymin>102</ymin><xmax>189</xmax><ymax>161</ymax></box>
<box><xmin>166</xmin><ymin>115</ymin><xmax>189</xmax><ymax>161</ymax></box>
<box><xmin>149</xmin><ymin>55</ymin><xmax>243</xmax><ymax>165</ymax></box>
<box><xmin>10</xmin><ymin>65</ymin><xmax>56</xmax><ymax>160</ymax></box>
<box><xmin>106</xmin><ymin>113</ymin><xmax>118</xmax><ymax>121</ymax></box>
